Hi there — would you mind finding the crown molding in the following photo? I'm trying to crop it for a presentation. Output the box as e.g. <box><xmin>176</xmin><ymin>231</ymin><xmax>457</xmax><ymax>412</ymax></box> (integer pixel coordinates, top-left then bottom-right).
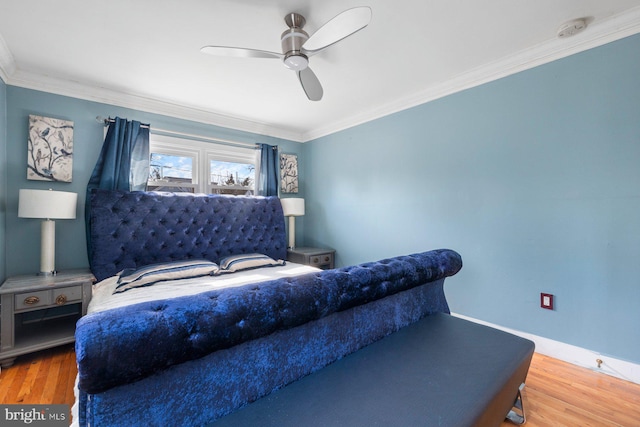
<box><xmin>0</xmin><ymin>32</ymin><xmax>16</xmax><ymax>83</ymax></box>
<box><xmin>302</xmin><ymin>6</ymin><xmax>640</xmax><ymax>142</ymax></box>
<box><xmin>4</xmin><ymin>69</ymin><xmax>305</xmax><ymax>142</ymax></box>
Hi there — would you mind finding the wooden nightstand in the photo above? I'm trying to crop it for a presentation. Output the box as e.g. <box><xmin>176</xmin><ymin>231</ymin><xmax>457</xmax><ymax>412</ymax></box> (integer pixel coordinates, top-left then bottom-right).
<box><xmin>287</xmin><ymin>247</ymin><xmax>335</xmax><ymax>270</ymax></box>
<box><xmin>0</xmin><ymin>269</ymin><xmax>94</xmax><ymax>368</ymax></box>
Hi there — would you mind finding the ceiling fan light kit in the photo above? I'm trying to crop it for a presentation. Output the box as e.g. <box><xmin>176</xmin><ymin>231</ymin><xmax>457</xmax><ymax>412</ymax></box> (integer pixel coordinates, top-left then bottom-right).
<box><xmin>284</xmin><ymin>54</ymin><xmax>309</xmax><ymax>71</ymax></box>
<box><xmin>281</xmin><ymin>15</ymin><xmax>310</xmax><ymax>71</ymax></box>
<box><xmin>201</xmin><ymin>7</ymin><xmax>372</xmax><ymax>101</ymax></box>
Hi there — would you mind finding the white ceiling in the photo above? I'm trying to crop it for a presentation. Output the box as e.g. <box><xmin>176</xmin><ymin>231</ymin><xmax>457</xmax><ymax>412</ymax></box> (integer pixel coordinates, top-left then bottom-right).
<box><xmin>1</xmin><ymin>1</ymin><xmax>640</xmax><ymax>142</ymax></box>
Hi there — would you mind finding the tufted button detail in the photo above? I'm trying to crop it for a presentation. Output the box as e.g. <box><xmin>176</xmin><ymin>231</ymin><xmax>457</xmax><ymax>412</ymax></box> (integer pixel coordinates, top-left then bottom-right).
<box><xmin>89</xmin><ymin>191</ymin><xmax>288</xmax><ymax>281</ymax></box>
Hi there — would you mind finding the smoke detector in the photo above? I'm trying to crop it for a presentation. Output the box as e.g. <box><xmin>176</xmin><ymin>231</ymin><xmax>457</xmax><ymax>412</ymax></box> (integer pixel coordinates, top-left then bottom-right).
<box><xmin>557</xmin><ymin>18</ymin><xmax>588</xmax><ymax>38</ymax></box>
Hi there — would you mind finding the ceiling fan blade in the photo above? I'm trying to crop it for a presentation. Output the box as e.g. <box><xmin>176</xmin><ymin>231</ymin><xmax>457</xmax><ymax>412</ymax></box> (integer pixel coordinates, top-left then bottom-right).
<box><xmin>302</xmin><ymin>7</ymin><xmax>372</xmax><ymax>54</ymax></box>
<box><xmin>298</xmin><ymin>67</ymin><xmax>323</xmax><ymax>101</ymax></box>
<box><xmin>200</xmin><ymin>46</ymin><xmax>283</xmax><ymax>60</ymax></box>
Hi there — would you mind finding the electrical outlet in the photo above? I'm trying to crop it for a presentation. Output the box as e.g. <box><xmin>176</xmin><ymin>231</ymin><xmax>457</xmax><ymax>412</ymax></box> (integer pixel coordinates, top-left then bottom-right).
<box><xmin>541</xmin><ymin>293</ymin><xmax>554</xmax><ymax>310</ymax></box>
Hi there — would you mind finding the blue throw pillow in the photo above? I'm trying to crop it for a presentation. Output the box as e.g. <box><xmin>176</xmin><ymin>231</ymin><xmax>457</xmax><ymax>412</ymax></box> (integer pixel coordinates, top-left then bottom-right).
<box><xmin>114</xmin><ymin>260</ymin><xmax>220</xmax><ymax>293</ymax></box>
<box><xmin>218</xmin><ymin>253</ymin><xmax>285</xmax><ymax>274</ymax></box>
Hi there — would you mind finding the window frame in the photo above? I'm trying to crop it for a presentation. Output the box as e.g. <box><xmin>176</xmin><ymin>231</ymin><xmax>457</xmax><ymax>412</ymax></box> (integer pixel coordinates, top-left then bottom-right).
<box><xmin>148</xmin><ymin>133</ymin><xmax>258</xmax><ymax>195</ymax></box>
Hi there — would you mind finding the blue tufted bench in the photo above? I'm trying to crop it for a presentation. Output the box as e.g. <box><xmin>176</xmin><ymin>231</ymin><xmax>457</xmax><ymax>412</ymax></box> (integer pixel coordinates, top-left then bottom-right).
<box><xmin>211</xmin><ymin>313</ymin><xmax>534</xmax><ymax>426</ymax></box>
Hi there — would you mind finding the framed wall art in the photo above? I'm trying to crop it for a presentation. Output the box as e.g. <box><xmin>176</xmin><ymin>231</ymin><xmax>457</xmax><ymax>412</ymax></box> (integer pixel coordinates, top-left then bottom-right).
<box><xmin>280</xmin><ymin>153</ymin><xmax>299</xmax><ymax>193</ymax></box>
<box><xmin>27</xmin><ymin>114</ymin><xmax>74</xmax><ymax>182</ymax></box>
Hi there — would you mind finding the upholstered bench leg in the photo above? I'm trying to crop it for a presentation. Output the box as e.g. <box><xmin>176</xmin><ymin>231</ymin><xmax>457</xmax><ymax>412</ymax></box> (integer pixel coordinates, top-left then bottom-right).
<box><xmin>505</xmin><ymin>383</ymin><xmax>527</xmax><ymax>425</ymax></box>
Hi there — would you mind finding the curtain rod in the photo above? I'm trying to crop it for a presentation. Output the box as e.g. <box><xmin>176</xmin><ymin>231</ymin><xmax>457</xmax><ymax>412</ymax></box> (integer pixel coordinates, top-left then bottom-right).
<box><xmin>96</xmin><ymin>116</ymin><xmax>262</xmax><ymax>149</ymax></box>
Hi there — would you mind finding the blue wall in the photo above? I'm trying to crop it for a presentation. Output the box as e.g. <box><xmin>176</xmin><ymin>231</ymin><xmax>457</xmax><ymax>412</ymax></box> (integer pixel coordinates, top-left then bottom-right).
<box><xmin>303</xmin><ymin>34</ymin><xmax>640</xmax><ymax>364</ymax></box>
<box><xmin>2</xmin><ymin>88</ymin><xmax>302</xmax><ymax>279</ymax></box>
<box><xmin>0</xmin><ymin>77</ymin><xmax>6</xmax><ymax>282</ymax></box>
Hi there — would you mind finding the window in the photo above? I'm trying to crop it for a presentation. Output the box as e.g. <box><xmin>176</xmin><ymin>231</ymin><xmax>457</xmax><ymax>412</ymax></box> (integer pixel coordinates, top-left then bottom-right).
<box><xmin>147</xmin><ymin>134</ymin><xmax>257</xmax><ymax>195</ymax></box>
<box><xmin>148</xmin><ymin>150</ymin><xmax>197</xmax><ymax>193</ymax></box>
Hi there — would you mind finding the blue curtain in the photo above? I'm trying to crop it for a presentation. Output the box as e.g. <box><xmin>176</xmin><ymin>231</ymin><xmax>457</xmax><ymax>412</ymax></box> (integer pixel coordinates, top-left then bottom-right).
<box><xmin>85</xmin><ymin>117</ymin><xmax>150</xmax><ymax>263</ymax></box>
<box><xmin>258</xmin><ymin>143</ymin><xmax>278</xmax><ymax>196</ymax></box>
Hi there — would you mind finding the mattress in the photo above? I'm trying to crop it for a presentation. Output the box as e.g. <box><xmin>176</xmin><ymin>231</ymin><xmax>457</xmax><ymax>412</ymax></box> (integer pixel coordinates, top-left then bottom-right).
<box><xmin>88</xmin><ymin>262</ymin><xmax>319</xmax><ymax>314</ymax></box>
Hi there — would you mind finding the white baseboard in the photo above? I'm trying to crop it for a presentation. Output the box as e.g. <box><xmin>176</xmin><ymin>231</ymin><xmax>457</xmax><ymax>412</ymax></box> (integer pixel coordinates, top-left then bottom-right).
<box><xmin>451</xmin><ymin>312</ymin><xmax>640</xmax><ymax>385</ymax></box>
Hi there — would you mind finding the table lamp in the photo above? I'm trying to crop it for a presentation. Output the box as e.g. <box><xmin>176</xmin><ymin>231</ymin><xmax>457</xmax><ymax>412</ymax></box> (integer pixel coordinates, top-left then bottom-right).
<box><xmin>280</xmin><ymin>198</ymin><xmax>305</xmax><ymax>249</ymax></box>
<box><xmin>18</xmin><ymin>189</ymin><xmax>78</xmax><ymax>276</ymax></box>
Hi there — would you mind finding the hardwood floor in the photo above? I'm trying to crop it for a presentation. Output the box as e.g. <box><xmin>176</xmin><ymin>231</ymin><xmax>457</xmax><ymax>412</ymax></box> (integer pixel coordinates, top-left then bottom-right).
<box><xmin>0</xmin><ymin>344</ymin><xmax>77</xmax><ymax>408</ymax></box>
<box><xmin>1</xmin><ymin>346</ymin><xmax>639</xmax><ymax>426</ymax></box>
<box><xmin>499</xmin><ymin>353</ymin><xmax>640</xmax><ymax>427</ymax></box>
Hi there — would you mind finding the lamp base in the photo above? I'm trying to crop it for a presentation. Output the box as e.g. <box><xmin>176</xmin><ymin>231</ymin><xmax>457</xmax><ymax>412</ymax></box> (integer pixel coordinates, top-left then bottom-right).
<box><xmin>288</xmin><ymin>216</ymin><xmax>297</xmax><ymax>249</ymax></box>
<box><xmin>40</xmin><ymin>219</ymin><xmax>57</xmax><ymax>276</ymax></box>
<box><xmin>37</xmin><ymin>271</ymin><xmax>57</xmax><ymax>277</ymax></box>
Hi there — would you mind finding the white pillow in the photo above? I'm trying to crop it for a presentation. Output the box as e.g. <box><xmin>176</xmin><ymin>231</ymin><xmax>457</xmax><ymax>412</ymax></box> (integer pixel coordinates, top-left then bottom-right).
<box><xmin>218</xmin><ymin>253</ymin><xmax>285</xmax><ymax>274</ymax></box>
<box><xmin>114</xmin><ymin>260</ymin><xmax>220</xmax><ymax>293</ymax></box>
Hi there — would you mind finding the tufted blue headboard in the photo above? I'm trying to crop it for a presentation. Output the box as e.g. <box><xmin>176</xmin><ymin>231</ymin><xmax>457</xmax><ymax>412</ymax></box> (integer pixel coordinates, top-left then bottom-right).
<box><xmin>88</xmin><ymin>189</ymin><xmax>288</xmax><ymax>282</ymax></box>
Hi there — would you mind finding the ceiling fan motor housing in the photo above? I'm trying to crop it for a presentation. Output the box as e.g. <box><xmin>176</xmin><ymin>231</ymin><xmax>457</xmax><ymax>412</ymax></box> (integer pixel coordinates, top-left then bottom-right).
<box><xmin>200</xmin><ymin>7</ymin><xmax>371</xmax><ymax>101</ymax></box>
<box><xmin>281</xmin><ymin>13</ymin><xmax>309</xmax><ymax>70</ymax></box>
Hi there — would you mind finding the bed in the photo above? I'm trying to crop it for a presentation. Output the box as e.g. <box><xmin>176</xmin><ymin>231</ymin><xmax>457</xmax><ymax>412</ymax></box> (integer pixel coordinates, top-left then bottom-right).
<box><xmin>74</xmin><ymin>189</ymin><xmax>531</xmax><ymax>426</ymax></box>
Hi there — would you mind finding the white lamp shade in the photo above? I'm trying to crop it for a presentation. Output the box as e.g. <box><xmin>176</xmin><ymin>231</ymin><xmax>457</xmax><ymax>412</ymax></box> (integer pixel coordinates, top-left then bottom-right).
<box><xmin>280</xmin><ymin>198</ymin><xmax>305</xmax><ymax>217</ymax></box>
<box><xmin>18</xmin><ymin>189</ymin><xmax>77</xmax><ymax>219</ymax></box>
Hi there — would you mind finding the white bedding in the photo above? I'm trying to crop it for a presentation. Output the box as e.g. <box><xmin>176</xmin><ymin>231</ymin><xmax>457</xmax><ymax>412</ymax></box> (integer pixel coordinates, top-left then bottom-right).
<box><xmin>88</xmin><ymin>262</ymin><xmax>320</xmax><ymax>314</ymax></box>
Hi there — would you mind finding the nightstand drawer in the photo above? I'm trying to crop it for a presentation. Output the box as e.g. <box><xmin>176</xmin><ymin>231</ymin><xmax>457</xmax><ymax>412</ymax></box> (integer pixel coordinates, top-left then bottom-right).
<box><xmin>13</xmin><ymin>286</ymin><xmax>82</xmax><ymax>311</ymax></box>
<box><xmin>310</xmin><ymin>253</ymin><xmax>333</xmax><ymax>268</ymax></box>
<box><xmin>55</xmin><ymin>286</ymin><xmax>82</xmax><ymax>304</ymax></box>
<box><xmin>15</xmin><ymin>290</ymin><xmax>51</xmax><ymax>310</ymax></box>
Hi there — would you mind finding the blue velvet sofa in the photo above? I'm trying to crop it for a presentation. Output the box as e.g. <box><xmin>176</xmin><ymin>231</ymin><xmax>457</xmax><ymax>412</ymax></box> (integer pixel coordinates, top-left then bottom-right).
<box><xmin>74</xmin><ymin>190</ymin><xmax>463</xmax><ymax>426</ymax></box>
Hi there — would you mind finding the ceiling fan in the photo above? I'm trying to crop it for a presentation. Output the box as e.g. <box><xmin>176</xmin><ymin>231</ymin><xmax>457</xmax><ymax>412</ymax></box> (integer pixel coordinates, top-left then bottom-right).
<box><xmin>200</xmin><ymin>7</ymin><xmax>372</xmax><ymax>101</ymax></box>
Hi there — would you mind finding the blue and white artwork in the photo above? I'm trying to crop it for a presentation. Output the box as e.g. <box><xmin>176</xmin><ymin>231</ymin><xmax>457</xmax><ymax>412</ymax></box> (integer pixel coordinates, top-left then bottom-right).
<box><xmin>280</xmin><ymin>153</ymin><xmax>299</xmax><ymax>193</ymax></box>
<box><xmin>27</xmin><ymin>115</ymin><xmax>74</xmax><ymax>182</ymax></box>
